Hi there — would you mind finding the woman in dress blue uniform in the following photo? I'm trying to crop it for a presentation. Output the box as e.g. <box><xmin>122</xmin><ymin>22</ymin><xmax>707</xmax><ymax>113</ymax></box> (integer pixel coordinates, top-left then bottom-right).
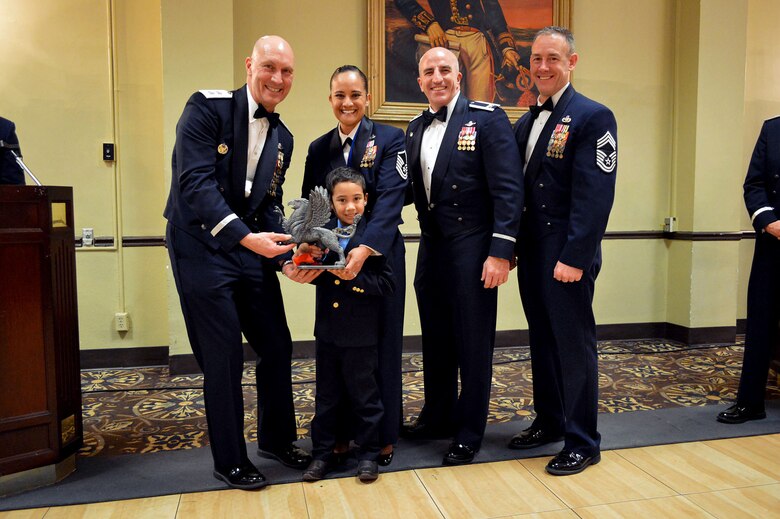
<box><xmin>301</xmin><ymin>65</ymin><xmax>407</xmax><ymax>465</ymax></box>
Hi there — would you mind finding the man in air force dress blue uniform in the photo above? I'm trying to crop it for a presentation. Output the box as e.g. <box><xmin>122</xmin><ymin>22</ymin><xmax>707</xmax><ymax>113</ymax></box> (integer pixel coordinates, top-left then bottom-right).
<box><xmin>508</xmin><ymin>27</ymin><xmax>617</xmax><ymax>476</ymax></box>
<box><xmin>164</xmin><ymin>36</ymin><xmax>315</xmax><ymax>490</ymax></box>
<box><xmin>403</xmin><ymin>47</ymin><xmax>523</xmax><ymax>465</ymax></box>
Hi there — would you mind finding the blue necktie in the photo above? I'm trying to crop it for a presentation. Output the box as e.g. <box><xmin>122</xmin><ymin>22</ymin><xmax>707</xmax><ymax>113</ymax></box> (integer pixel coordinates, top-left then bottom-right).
<box><xmin>338</xmin><ymin>222</ymin><xmax>350</xmax><ymax>250</ymax></box>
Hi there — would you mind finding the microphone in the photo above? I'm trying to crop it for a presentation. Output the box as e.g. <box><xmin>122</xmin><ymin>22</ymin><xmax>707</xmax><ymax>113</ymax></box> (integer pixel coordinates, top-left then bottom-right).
<box><xmin>0</xmin><ymin>140</ymin><xmax>20</xmax><ymax>150</ymax></box>
<box><xmin>1</xmin><ymin>141</ymin><xmax>42</xmax><ymax>186</ymax></box>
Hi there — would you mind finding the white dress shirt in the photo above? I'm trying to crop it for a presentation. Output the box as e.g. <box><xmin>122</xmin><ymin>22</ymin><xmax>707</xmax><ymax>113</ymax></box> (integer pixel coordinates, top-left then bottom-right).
<box><xmin>421</xmin><ymin>92</ymin><xmax>461</xmax><ymax>201</ymax></box>
<box><xmin>246</xmin><ymin>88</ymin><xmax>269</xmax><ymax>197</ymax></box>
<box><xmin>338</xmin><ymin>125</ymin><xmax>359</xmax><ymax>165</ymax></box>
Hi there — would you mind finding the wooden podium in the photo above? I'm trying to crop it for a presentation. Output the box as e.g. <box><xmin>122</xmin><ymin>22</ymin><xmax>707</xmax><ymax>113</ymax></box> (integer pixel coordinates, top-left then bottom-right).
<box><xmin>0</xmin><ymin>186</ymin><xmax>82</xmax><ymax>494</ymax></box>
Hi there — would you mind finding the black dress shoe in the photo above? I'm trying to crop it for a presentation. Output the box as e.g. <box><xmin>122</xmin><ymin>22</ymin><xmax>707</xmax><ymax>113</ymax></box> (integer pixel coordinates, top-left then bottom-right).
<box><xmin>377</xmin><ymin>450</ymin><xmax>394</xmax><ymax>466</ymax></box>
<box><xmin>356</xmin><ymin>460</ymin><xmax>379</xmax><ymax>482</ymax></box>
<box><xmin>213</xmin><ymin>463</ymin><xmax>268</xmax><ymax>490</ymax></box>
<box><xmin>717</xmin><ymin>404</ymin><xmax>766</xmax><ymax>424</ymax></box>
<box><xmin>508</xmin><ymin>426</ymin><xmax>564</xmax><ymax>450</ymax></box>
<box><xmin>545</xmin><ymin>450</ymin><xmax>600</xmax><ymax>476</ymax></box>
<box><xmin>258</xmin><ymin>443</ymin><xmax>312</xmax><ymax>469</ymax></box>
<box><xmin>443</xmin><ymin>443</ymin><xmax>477</xmax><ymax>465</ymax></box>
<box><xmin>302</xmin><ymin>459</ymin><xmax>330</xmax><ymax>482</ymax></box>
<box><xmin>400</xmin><ymin>421</ymin><xmax>451</xmax><ymax>440</ymax></box>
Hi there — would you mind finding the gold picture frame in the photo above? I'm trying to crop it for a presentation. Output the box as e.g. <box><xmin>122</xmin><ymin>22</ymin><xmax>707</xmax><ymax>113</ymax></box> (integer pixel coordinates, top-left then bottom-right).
<box><xmin>368</xmin><ymin>0</ymin><xmax>572</xmax><ymax>122</ymax></box>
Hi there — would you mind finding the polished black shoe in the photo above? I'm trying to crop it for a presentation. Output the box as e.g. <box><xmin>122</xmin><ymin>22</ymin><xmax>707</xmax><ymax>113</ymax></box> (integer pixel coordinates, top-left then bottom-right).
<box><xmin>716</xmin><ymin>404</ymin><xmax>766</xmax><ymax>424</ymax></box>
<box><xmin>357</xmin><ymin>460</ymin><xmax>379</xmax><ymax>482</ymax></box>
<box><xmin>377</xmin><ymin>450</ymin><xmax>394</xmax><ymax>466</ymax></box>
<box><xmin>545</xmin><ymin>450</ymin><xmax>601</xmax><ymax>476</ymax></box>
<box><xmin>213</xmin><ymin>463</ymin><xmax>268</xmax><ymax>490</ymax></box>
<box><xmin>508</xmin><ymin>426</ymin><xmax>564</xmax><ymax>450</ymax></box>
<box><xmin>443</xmin><ymin>443</ymin><xmax>477</xmax><ymax>465</ymax></box>
<box><xmin>400</xmin><ymin>421</ymin><xmax>452</xmax><ymax>440</ymax></box>
<box><xmin>258</xmin><ymin>443</ymin><xmax>312</xmax><ymax>469</ymax></box>
<box><xmin>302</xmin><ymin>459</ymin><xmax>331</xmax><ymax>482</ymax></box>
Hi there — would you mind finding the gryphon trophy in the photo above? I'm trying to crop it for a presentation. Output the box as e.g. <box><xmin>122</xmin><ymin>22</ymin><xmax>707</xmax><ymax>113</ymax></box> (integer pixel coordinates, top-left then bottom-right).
<box><xmin>276</xmin><ymin>186</ymin><xmax>360</xmax><ymax>268</ymax></box>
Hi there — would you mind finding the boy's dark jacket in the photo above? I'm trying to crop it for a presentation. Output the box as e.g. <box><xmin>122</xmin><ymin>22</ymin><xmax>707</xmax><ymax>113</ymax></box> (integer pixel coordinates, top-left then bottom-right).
<box><xmin>312</xmin><ymin>216</ymin><xmax>394</xmax><ymax>347</ymax></box>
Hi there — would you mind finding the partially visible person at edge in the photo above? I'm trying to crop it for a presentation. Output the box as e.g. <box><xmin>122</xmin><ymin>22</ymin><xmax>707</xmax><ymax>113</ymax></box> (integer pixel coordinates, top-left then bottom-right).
<box><xmin>402</xmin><ymin>46</ymin><xmax>523</xmax><ymax>466</ymax></box>
<box><xmin>164</xmin><ymin>35</ymin><xmax>317</xmax><ymax>490</ymax></box>
<box><xmin>301</xmin><ymin>65</ymin><xmax>407</xmax><ymax>467</ymax></box>
<box><xmin>717</xmin><ymin>116</ymin><xmax>780</xmax><ymax>426</ymax></box>
<box><xmin>507</xmin><ymin>26</ymin><xmax>617</xmax><ymax>477</ymax></box>
<box><xmin>0</xmin><ymin>116</ymin><xmax>25</xmax><ymax>185</ymax></box>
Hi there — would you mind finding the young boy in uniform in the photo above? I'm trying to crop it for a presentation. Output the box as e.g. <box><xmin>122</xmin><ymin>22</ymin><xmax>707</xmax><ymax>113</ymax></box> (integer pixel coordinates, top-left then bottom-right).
<box><xmin>300</xmin><ymin>167</ymin><xmax>394</xmax><ymax>482</ymax></box>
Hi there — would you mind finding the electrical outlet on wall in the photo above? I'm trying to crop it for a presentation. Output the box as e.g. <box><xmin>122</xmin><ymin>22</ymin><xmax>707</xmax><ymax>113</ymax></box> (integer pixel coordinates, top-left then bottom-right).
<box><xmin>663</xmin><ymin>217</ymin><xmax>677</xmax><ymax>233</ymax></box>
<box><xmin>115</xmin><ymin>312</ymin><xmax>130</xmax><ymax>332</ymax></box>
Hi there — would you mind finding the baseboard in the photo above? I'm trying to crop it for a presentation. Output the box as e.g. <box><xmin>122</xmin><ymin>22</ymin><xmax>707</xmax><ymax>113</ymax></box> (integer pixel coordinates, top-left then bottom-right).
<box><xmin>664</xmin><ymin>323</ymin><xmax>737</xmax><ymax>345</ymax></box>
<box><xmin>80</xmin><ymin>346</ymin><xmax>168</xmax><ymax>369</ymax></box>
<box><xmin>82</xmin><ymin>322</ymin><xmax>741</xmax><ymax>374</ymax></box>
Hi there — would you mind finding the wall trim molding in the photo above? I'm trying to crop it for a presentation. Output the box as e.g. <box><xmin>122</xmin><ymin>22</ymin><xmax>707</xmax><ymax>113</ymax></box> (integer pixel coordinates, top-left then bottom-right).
<box><xmin>664</xmin><ymin>231</ymin><xmax>746</xmax><ymax>241</ymax></box>
<box><xmin>80</xmin><ymin>322</ymin><xmax>741</xmax><ymax>374</ymax></box>
<box><xmin>123</xmin><ymin>236</ymin><xmax>166</xmax><ymax>247</ymax></box>
<box><xmin>73</xmin><ymin>230</ymin><xmax>758</xmax><ymax>249</ymax></box>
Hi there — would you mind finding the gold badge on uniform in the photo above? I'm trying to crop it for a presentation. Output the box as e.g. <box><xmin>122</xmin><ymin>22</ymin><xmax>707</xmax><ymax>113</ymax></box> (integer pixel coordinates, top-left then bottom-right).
<box><xmin>360</xmin><ymin>137</ymin><xmax>377</xmax><ymax>168</ymax></box>
<box><xmin>458</xmin><ymin>123</ymin><xmax>476</xmax><ymax>151</ymax></box>
<box><xmin>267</xmin><ymin>143</ymin><xmax>284</xmax><ymax>197</ymax></box>
<box><xmin>546</xmin><ymin>124</ymin><xmax>570</xmax><ymax>159</ymax></box>
<box><xmin>217</xmin><ymin>143</ymin><xmax>228</xmax><ymax>155</ymax></box>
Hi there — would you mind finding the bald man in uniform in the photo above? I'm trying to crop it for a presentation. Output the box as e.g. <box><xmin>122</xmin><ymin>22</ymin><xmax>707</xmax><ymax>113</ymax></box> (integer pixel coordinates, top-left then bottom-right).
<box><xmin>402</xmin><ymin>47</ymin><xmax>523</xmax><ymax>465</ymax></box>
<box><xmin>165</xmin><ymin>35</ymin><xmax>315</xmax><ymax>489</ymax></box>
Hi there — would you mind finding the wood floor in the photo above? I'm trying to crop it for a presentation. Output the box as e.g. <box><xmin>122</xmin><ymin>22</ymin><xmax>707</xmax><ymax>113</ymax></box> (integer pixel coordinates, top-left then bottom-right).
<box><xmin>3</xmin><ymin>434</ymin><xmax>779</xmax><ymax>518</ymax></box>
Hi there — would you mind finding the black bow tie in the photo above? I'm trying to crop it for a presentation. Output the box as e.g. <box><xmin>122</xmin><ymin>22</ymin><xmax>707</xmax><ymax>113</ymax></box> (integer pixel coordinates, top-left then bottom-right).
<box><xmin>254</xmin><ymin>105</ymin><xmax>280</xmax><ymax>127</ymax></box>
<box><xmin>421</xmin><ymin>106</ymin><xmax>447</xmax><ymax>126</ymax></box>
<box><xmin>528</xmin><ymin>98</ymin><xmax>554</xmax><ymax>118</ymax></box>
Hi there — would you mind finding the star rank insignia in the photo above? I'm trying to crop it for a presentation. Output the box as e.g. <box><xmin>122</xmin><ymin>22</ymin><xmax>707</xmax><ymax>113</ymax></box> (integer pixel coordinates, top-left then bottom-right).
<box><xmin>546</xmin><ymin>124</ymin><xmax>570</xmax><ymax>159</ymax></box>
<box><xmin>596</xmin><ymin>131</ymin><xmax>617</xmax><ymax>173</ymax></box>
<box><xmin>458</xmin><ymin>123</ymin><xmax>476</xmax><ymax>151</ymax></box>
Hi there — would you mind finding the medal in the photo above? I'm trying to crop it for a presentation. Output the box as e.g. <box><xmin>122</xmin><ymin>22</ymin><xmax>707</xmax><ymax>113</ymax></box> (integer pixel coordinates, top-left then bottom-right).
<box><xmin>546</xmin><ymin>124</ymin><xmax>569</xmax><ymax>159</ymax></box>
<box><xmin>458</xmin><ymin>125</ymin><xmax>476</xmax><ymax>151</ymax></box>
<box><xmin>360</xmin><ymin>139</ymin><xmax>377</xmax><ymax>168</ymax></box>
<box><xmin>267</xmin><ymin>144</ymin><xmax>284</xmax><ymax>197</ymax></box>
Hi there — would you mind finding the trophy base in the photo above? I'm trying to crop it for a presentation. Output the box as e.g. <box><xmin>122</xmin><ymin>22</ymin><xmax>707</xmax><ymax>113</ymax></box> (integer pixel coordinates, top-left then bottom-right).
<box><xmin>296</xmin><ymin>264</ymin><xmax>346</xmax><ymax>270</ymax></box>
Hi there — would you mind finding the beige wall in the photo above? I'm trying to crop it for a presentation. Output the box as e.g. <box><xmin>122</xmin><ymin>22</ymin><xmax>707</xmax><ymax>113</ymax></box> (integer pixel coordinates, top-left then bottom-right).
<box><xmin>2</xmin><ymin>0</ymin><xmax>778</xmax><ymax>355</ymax></box>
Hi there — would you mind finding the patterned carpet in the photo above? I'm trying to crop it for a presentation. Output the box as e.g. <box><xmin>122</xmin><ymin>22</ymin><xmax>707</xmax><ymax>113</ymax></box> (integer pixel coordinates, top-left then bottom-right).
<box><xmin>79</xmin><ymin>338</ymin><xmax>780</xmax><ymax>458</ymax></box>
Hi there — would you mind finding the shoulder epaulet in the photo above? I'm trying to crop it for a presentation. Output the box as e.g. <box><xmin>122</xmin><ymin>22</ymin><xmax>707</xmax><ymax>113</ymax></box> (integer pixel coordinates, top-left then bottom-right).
<box><xmin>766</xmin><ymin>114</ymin><xmax>780</xmax><ymax>123</ymax></box>
<box><xmin>199</xmin><ymin>89</ymin><xmax>233</xmax><ymax>99</ymax></box>
<box><xmin>409</xmin><ymin>112</ymin><xmax>423</xmax><ymax>122</ymax></box>
<box><xmin>469</xmin><ymin>101</ymin><xmax>500</xmax><ymax>112</ymax></box>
